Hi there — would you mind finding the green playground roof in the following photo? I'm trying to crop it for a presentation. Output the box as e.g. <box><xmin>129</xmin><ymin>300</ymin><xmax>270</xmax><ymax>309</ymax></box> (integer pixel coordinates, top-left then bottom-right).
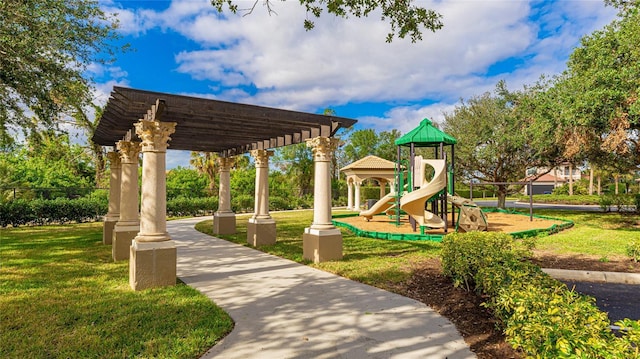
<box><xmin>395</xmin><ymin>118</ymin><xmax>457</xmax><ymax>147</ymax></box>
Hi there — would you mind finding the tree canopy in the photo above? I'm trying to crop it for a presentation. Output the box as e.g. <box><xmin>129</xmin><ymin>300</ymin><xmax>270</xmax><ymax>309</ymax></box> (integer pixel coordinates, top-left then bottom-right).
<box><xmin>0</xmin><ymin>0</ymin><xmax>121</xmax><ymax>144</ymax></box>
<box><xmin>443</xmin><ymin>81</ymin><xmax>562</xmax><ymax>208</ymax></box>
<box><xmin>211</xmin><ymin>0</ymin><xmax>443</xmax><ymax>42</ymax></box>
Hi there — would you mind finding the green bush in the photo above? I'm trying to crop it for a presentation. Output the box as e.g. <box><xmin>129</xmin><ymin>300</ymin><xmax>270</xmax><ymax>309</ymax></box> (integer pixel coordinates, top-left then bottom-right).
<box><xmin>627</xmin><ymin>240</ymin><xmax>640</xmax><ymax>262</ymax></box>
<box><xmin>166</xmin><ymin>196</ymin><xmax>217</xmax><ymax>217</ymax></box>
<box><xmin>600</xmin><ymin>194</ymin><xmax>635</xmax><ymax>213</ymax></box>
<box><xmin>0</xmin><ymin>197</ymin><xmax>106</xmax><ymax>227</ymax></box>
<box><xmin>441</xmin><ymin>231</ymin><xmax>640</xmax><ymax>358</ymax></box>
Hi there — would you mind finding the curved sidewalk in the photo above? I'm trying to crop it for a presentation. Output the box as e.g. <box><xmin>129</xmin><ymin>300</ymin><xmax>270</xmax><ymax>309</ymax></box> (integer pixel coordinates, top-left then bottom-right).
<box><xmin>170</xmin><ymin>218</ymin><xmax>475</xmax><ymax>359</ymax></box>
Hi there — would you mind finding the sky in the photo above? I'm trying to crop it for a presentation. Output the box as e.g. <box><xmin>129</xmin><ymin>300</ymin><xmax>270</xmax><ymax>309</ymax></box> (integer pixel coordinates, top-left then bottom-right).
<box><xmin>90</xmin><ymin>0</ymin><xmax>619</xmax><ymax>168</ymax></box>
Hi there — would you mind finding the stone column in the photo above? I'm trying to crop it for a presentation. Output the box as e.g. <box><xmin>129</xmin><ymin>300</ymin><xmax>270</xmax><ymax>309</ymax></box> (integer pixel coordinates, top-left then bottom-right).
<box><xmin>103</xmin><ymin>151</ymin><xmax>121</xmax><ymax>245</ymax></box>
<box><xmin>354</xmin><ymin>182</ymin><xmax>362</xmax><ymax>210</ymax></box>
<box><xmin>347</xmin><ymin>180</ymin><xmax>353</xmax><ymax>210</ymax></box>
<box><xmin>247</xmin><ymin>149</ymin><xmax>276</xmax><ymax>246</ymax></box>
<box><xmin>214</xmin><ymin>156</ymin><xmax>236</xmax><ymax>235</ymax></box>
<box><xmin>112</xmin><ymin>140</ymin><xmax>141</xmax><ymax>261</ymax></box>
<box><xmin>130</xmin><ymin>120</ymin><xmax>177</xmax><ymax>291</ymax></box>
<box><xmin>303</xmin><ymin>136</ymin><xmax>342</xmax><ymax>263</ymax></box>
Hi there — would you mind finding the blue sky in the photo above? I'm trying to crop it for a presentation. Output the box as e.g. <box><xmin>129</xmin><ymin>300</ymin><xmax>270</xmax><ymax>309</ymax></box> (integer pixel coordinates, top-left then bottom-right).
<box><xmin>90</xmin><ymin>0</ymin><xmax>618</xmax><ymax>168</ymax></box>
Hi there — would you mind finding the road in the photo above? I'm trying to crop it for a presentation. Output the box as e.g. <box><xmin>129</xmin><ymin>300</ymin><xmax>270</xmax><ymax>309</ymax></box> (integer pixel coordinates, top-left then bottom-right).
<box><xmin>561</xmin><ymin>281</ymin><xmax>640</xmax><ymax>323</ymax></box>
<box><xmin>472</xmin><ymin>199</ymin><xmax>605</xmax><ymax>212</ymax></box>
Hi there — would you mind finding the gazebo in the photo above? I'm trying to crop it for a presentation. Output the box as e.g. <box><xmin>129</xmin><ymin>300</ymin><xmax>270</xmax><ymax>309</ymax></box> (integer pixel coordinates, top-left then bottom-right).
<box><xmin>340</xmin><ymin>155</ymin><xmax>398</xmax><ymax>210</ymax></box>
<box><xmin>93</xmin><ymin>87</ymin><xmax>356</xmax><ymax>290</ymax></box>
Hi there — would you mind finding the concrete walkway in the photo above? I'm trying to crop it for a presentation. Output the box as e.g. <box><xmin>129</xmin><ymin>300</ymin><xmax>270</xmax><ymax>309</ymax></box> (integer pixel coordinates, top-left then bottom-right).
<box><xmin>170</xmin><ymin>218</ymin><xmax>475</xmax><ymax>359</ymax></box>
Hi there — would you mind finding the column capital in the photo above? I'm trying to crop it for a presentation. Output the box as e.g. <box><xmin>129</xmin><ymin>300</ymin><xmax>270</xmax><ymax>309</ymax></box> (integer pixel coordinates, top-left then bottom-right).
<box><xmin>250</xmin><ymin>149</ymin><xmax>274</xmax><ymax>167</ymax></box>
<box><xmin>116</xmin><ymin>141</ymin><xmax>141</xmax><ymax>164</ymax></box>
<box><xmin>217</xmin><ymin>156</ymin><xmax>235</xmax><ymax>171</ymax></box>
<box><xmin>134</xmin><ymin>120</ymin><xmax>177</xmax><ymax>152</ymax></box>
<box><xmin>106</xmin><ymin>151</ymin><xmax>122</xmax><ymax>169</ymax></box>
<box><xmin>306</xmin><ymin>136</ymin><xmax>339</xmax><ymax>162</ymax></box>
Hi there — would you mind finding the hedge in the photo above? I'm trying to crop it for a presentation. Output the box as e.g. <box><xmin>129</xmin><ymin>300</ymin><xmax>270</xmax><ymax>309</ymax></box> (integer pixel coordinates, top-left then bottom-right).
<box><xmin>0</xmin><ymin>197</ymin><xmax>107</xmax><ymax>227</ymax></box>
<box><xmin>441</xmin><ymin>231</ymin><xmax>640</xmax><ymax>358</ymax></box>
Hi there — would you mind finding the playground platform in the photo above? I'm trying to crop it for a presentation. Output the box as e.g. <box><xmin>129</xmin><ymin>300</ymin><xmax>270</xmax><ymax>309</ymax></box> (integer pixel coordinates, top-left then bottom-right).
<box><xmin>170</xmin><ymin>217</ymin><xmax>475</xmax><ymax>359</ymax></box>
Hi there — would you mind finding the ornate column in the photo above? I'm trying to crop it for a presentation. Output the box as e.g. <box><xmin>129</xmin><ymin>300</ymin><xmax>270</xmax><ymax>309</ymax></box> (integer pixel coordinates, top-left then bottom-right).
<box><xmin>112</xmin><ymin>141</ymin><xmax>141</xmax><ymax>261</ymax></box>
<box><xmin>103</xmin><ymin>151</ymin><xmax>122</xmax><ymax>245</ymax></box>
<box><xmin>247</xmin><ymin>149</ymin><xmax>276</xmax><ymax>246</ymax></box>
<box><xmin>303</xmin><ymin>136</ymin><xmax>342</xmax><ymax>263</ymax></box>
<box><xmin>347</xmin><ymin>179</ymin><xmax>354</xmax><ymax>210</ymax></box>
<box><xmin>129</xmin><ymin>120</ymin><xmax>177</xmax><ymax>291</ymax></box>
<box><xmin>354</xmin><ymin>182</ymin><xmax>362</xmax><ymax>210</ymax></box>
<box><xmin>214</xmin><ymin>156</ymin><xmax>236</xmax><ymax>235</ymax></box>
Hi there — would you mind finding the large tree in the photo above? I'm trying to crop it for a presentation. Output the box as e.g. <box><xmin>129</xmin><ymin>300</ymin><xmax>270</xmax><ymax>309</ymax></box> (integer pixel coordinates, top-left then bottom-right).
<box><xmin>443</xmin><ymin>81</ymin><xmax>561</xmax><ymax>208</ymax></box>
<box><xmin>0</xmin><ymin>0</ymin><xmax>121</xmax><ymax>143</ymax></box>
<box><xmin>211</xmin><ymin>0</ymin><xmax>443</xmax><ymax>42</ymax></box>
<box><xmin>556</xmin><ymin>0</ymin><xmax>640</xmax><ymax>166</ymax></box>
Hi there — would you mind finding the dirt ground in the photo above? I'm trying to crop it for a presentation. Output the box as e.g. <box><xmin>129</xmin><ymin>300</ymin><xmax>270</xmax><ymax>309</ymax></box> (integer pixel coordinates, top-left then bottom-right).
<box><xmin>338</xmin><ymin>211</ymin><xmax>566</xmax><ymax>235</ymax></box>
<box><xmin>338</xmin><ymin>212</ymin><xmax>640</xmax><ymax>358</ymax></box>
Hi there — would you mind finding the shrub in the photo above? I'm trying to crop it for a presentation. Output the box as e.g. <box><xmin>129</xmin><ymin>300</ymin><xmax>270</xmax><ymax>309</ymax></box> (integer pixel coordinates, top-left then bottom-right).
<box><xmin>627</xmin><ymin>240</ymin><xmax>640</xmax><ymax>262</ymax></box>
<box><xmin>441</xmin><ymin>231</ymin><xmax>640</xmax><ymax>358</ymax></box>
<box><xmin>599</xmin><ymin>195</ymin><xmax>613</xmax><ymax>212</ymax></box>
<box><xmin>167</xmin><ymin>197</ymin><xmax>217</xmax><ymax>217</ymax></box>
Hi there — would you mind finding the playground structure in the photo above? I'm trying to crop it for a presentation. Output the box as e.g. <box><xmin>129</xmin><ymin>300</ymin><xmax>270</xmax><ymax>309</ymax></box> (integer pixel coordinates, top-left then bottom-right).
<box><xmin>357</xmin><ymin>118</ymin><xmax>488</xmax><ymax>234</ymax></box>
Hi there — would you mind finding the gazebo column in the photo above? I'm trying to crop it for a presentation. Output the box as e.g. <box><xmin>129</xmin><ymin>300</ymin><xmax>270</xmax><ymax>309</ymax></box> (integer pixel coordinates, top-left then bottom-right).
<box><xmin>112</xmin><ymin>141</ymin><xmax>141</xmax><ymax>261</ymax></box>
<box><xmin>214</xmin><ymin>156</ymin><xmax>236</xmax><ymax>235</ymax></box>
<box><xmin>103</xmin><ymin>151</ymin><xmax>121</xmax><ymax>245</ymax></box>
<box><xmin>354</xmin><ymin>182</ymin><xmax>362</xmax><ymax>210</ymax></box>
<box><xmin>130</xmin><ymin>120</ymin><xmax>177</xmax><ymax>291</ymax></box>
<box><xmin>347</xmin><ymin>180</ymin><xmax>354</xmax><ymax>210</ymax></box>
<box><xmin>303</xmin><ymin>137</ymin><xmax>342</xmax><ymax>263</ymax></box>
<box><xmin>247</xmin><ymin>149</ymin><xmax>276</xmax><ymax>246</ymax></box>
<box><xmin>379</xmin><ymin>179</ymin><xmax>387</xmax><ymax>199</ymax></box>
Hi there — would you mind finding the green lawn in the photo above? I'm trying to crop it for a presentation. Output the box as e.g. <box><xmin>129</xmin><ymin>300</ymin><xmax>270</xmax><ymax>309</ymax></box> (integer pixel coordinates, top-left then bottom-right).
<box><xmin>514</xmin><ymin>209</ymin><xmax>640</xmax><ymax>257</ymax></box>
<box><xmin>197</xmin><ymin>209</ymin><xmax>640</xmax><ymax>284</ymax></box>
<box><xmin>0</xmin><ymin>223</ymin><xmax>233</xmax><ymax>359</ymax></box>
<box><xmin>196</xmin><ymin>210</ymin><xmax>442</xmax><ymax>290</ymax></box>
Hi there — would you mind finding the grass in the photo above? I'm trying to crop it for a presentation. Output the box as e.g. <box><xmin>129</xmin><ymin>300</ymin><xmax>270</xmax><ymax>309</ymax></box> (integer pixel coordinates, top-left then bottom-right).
<box><xmin>196</xmin><ymin>210</ymin><xmax>442</xmax><ymax>290</ymax></box>
<box><xmin>196</xmin><ymin>209</ymin><xmax>640</xmax><ymax>280</ymax></box>
<box><xmin>0</xmin><ymin>222</ymin><xmax>233</xmax><ymax>359</ymax></box>
<box><xmin>511</xmin><ymin>209</ymin><xmax>640</xmax><ymax>257</ymax></box>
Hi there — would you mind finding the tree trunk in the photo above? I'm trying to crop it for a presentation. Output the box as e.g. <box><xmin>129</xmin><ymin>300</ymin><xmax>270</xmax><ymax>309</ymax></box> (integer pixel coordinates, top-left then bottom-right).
<box><xmin>91</xmin><ymin>141</ymin><xmax>106</xmax><ymax>187</ymax></box>
<box><xmin>497</xmin><ymin>185</ymin><xmax>507</xmax><ymax>209</ymax></box>
<box><xmin>589</xmin><ymin>167</ymin><xmax>594</xmax><ymax>195</ymax></box>
<box><xmin>615</xmin><ymin>174</ymin><xmax>619</xmax><ymax>195</ymax></box>
<box><xmin>568</xmin><ymin>163</ymin><xmax>574</xmax><ymax>196</ymax></box>
<box><xmin>597</xmin><ymin>176</ymin><xmax>601</xmax><ymax>195</ymax></box>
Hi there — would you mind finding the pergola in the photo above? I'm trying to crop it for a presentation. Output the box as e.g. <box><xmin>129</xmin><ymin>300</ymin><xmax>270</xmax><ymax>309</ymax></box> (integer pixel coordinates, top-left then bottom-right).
<box><xmin>93</xmin><ymin>87</ymin><xmax>357</xmax><ymax>290</ymax></box>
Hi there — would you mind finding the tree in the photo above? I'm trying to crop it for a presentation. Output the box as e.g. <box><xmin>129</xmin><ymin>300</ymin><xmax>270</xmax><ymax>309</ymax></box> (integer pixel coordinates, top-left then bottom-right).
<box><xmin>0</xmin><ymin>0</ymin><xmax>122</xmax><ymax>142</ymax></box>
<box><xmin>274</xmin><ymin>143</ymin><xmax>314</xmax><ymax>196</ymax></box>
<box><xmin>0</xmin><ymin>131</ymin><xmax>95</xmax><ymax>199</ymax></box>
<box><xmin>557</xmin><ymin>0</ymin><xmax>640</xmax><ymax>167</ymax></box>
<box><xmin>166</xmin><ymin>166</ymin><xmax>209</xmax><ymax>199</ymax></box>
<box><xmin>190</xmin><ymin>152</ymin><xmax>219</xmax><ymax>195</ymax></box>
<box><xmin>211</xmin><ymin>0</ymin><xmax>443</xmax><ymax>43</ymax></box>
<box><xmin>341</xmin><ymin>128</ymin><xmax>401</xmax><ymax>165</ymax></box>
<box><xmin>443</xmin><ymin>81</ymin><xmax>560</xmax><ymax>208</ymax></box>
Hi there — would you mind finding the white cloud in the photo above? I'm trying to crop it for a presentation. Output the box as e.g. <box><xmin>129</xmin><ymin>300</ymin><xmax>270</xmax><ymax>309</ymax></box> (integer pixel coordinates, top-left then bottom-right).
<box><xmin>98</xmin><ymin>0</ymin><xmax>618</xmax><ymax>132</ymax></box>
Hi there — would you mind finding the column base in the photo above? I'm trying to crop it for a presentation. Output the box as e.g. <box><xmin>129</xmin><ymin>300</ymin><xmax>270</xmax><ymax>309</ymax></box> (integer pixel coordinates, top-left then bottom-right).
<box><xmin>247</xmin><ymin>218</ymin><xmax>276</xmax><ymax>246</ymax></box>
<box><xmin>303</xmin><ymin>227</ymin><xmax>343</xmax><ymax>263</ymax></box>
<box><xmin>129</xmin><ymin>240</ymin><xmax>176</xmax><ymax>291</ymax></box>
<box><xmin>113</xmin><ymin>225</ymin><xmax>139</xmax><ymax>261</ymax></box>
<box><xmin>103</xmin><ymin>219</ymin><xmax>117</xmax><ymax>245</ymax></box>
<box><xmin>214</xmin><ymin>212</ymin><xmax>236</xmax><ymax>235</ymax></box>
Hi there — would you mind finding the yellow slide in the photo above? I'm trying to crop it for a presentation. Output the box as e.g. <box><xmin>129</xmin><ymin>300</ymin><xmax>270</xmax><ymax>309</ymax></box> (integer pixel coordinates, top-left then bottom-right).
<box><xmin>359</xmin><ymin>192</ymin><xmax>397</xmax><ymax>221</ymax></box>
<box><xmin>399</xmin><ymin>158</ymin><xmax>447</xmax><ymax>228</ymax></box>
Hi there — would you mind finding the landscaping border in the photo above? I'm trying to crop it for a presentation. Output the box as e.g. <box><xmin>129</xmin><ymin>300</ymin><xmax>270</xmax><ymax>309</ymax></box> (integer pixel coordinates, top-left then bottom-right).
<box><xmin>332</xmin><ymin>208</ymin><xmax>574</xmax><ymax>242</ymax></box>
